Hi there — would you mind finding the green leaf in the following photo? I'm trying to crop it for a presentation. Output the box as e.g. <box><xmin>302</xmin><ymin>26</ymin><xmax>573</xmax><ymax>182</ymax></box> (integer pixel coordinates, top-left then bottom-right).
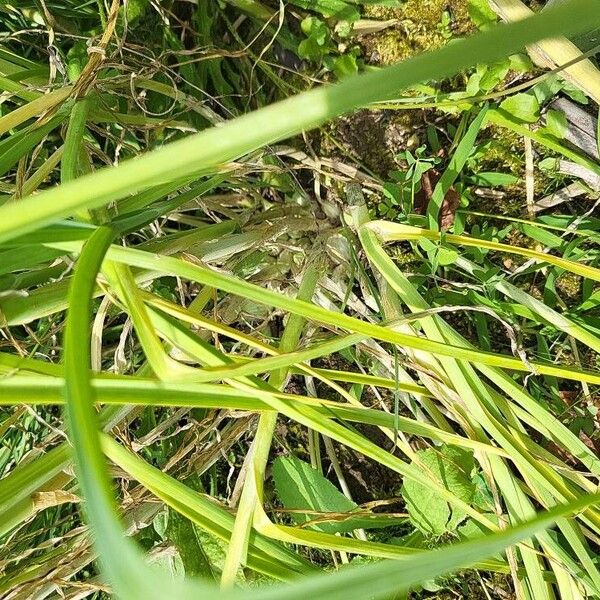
<box><xmin>331</xmin><ymin>54</ymin><xmax>359</xmax><ymax>78</ymax></box>
<box><xmin>468</xmin><ymin>172</ymin><xmax>519</xmax><ymax>187</ymax></box>
<box><xmin>531</xmin><ymin>74</ymin><xmax>564</xmax><ymax>105</ymax></box>
<box><xmin>125</xmin><ymin>0</ymin><xmax>149</xmax><ymax>22</ymax></box>
<box><xmin>301</xmin><ymin>16</ymin><xmax>329</xmax><ymax>44</ymax></box>
<box><xmin>508</xmin><ymin>52</ymin><xmax>534</xmax><ymax>73</ymax></box>
<box><xmin>66</xmin><ymin>41</ymin><xmax>89</xmax><ymax>81</ymax></box>
<box><xmin>418</xmin><ymin>237</ymin><xmax>438</xmax><ymax>253</ymax></box>
<box><xmin>298</xmin><ymin>38</ymin><xmax>326</xmax><ymax>62</ymax></box>
<box><xmin>299</xmin><ymin>17</ymin><xmax>332</xmax><ymax>62</ymax></box>
<box><xmin>289</xmin><ymin>0</ymin><xmax>359</xmax><ymax>21</ymax></box>
<box><xmin>468</xmin><ymin>0</ymin><xmax>497</xmax><ymax>27</ymax></box>
<box><xmin>401</xmin><ymin>446</ymin><xmax>475</xmax><ymax>536</ymax></box>
<box><xmin>273</xmin><ymin>456</ymin><xmax>363</xmax><ymax>534</ymax></box>
<box><xmin>499</xmin><ymin>93</ymin><xmax>540</xmax><ymax>123</ymax></box>
<box><xmin>438</xmin><ymin>247</ymin><xmax>459</xmax><ymax>266</ymax></box>
<box><xmin>472</xmin><ymin>474</ymin><xmax>495</xmax><ymax>512</ymax></box>
<box><xmin>538</xmin><ymin>156</ymin><xmax>560</xmax><ymax>172</ymax></box>
<box><xmin>457</xmin><ymin>515</ymin><xmax>504</xmax><ymax>559</ymax></box>
<box><xmin>545</xmin><ymin>109</ymin><xmax>568</xmax><ymax>138</ymax></box>
<box><xmin>477</xmin><ymin>59</ymin><xmax>510</xmax><ymax>91</ymax></box>
<box><xmin>167</xmin><ymin>508</ymin><xmax>219</xmax><ymax>581</ymax></box>
<box><xmin>521</xmin><ymin>223</ymin><xmax>564</xmax><ymax>248</ymax></box>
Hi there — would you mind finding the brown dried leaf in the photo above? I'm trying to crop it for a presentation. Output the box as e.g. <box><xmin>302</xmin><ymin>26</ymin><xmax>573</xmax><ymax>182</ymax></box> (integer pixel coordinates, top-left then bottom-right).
<box><xmin>413</xmin><ymin>168</ymin><xmax>460</xmax><ymax>230</ymax></box>
<box><xmin>32</xmin><ymin>490</ymin><xmax>80</xmax><ymax>510</ymax></box>
<box><xmin>545</xmin><ymin>441</ymin><xmax>577</xmax><ymax>466</ymax></box>
<box><xmin>558</xmin><ymin>390</ymin><xmax>579</xmax><ymax>406</ymax></box>
<box><xmin>578</xmin><ymin>431</ymin><xmax>599</xmax><ymax>454</ymax></box>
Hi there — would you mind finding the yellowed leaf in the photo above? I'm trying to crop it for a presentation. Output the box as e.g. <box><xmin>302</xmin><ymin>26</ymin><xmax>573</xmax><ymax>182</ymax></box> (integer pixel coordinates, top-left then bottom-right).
<box><xmin>490</xmin><ymin>0</ymin><xmax>600</xmax><ymax>104</ymax></box>
<box><xmin>31</xmin><ymin>490</ymin><xmax>80</xmax><ymax>510</ymax></box>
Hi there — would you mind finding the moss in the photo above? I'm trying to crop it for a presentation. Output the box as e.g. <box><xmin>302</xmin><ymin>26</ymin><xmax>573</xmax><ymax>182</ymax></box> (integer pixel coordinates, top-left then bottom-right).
<box><xmin>360</xmin><ymin>0</ymin><xmax>474</xmax><ymax>65</ymax></box>
<box><xmin>468</xmin><ymin>125</ymin><xmax>565</xmax><ymax>220</ymax></box>
<box><xmin>556</xmin><ymin>272</ymin><xmax>582</xmax><ymax>303</ymax></box>
<box><xmin>390</xmin><ymin>244</ymin><xmax>421</xmax><ymax>269</ymax></box>
<box><xmin>478</xmin><ymin>125</ymin><xmax>523</xmax><ymax>174</ymax></box>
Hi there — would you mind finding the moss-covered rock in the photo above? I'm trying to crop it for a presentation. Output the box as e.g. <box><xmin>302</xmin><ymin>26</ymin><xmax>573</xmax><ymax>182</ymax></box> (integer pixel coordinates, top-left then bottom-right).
<box><xmin>360</xmin><ymin>0</ymin><xmax>473</xmax><ymax>65</ymax></box>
